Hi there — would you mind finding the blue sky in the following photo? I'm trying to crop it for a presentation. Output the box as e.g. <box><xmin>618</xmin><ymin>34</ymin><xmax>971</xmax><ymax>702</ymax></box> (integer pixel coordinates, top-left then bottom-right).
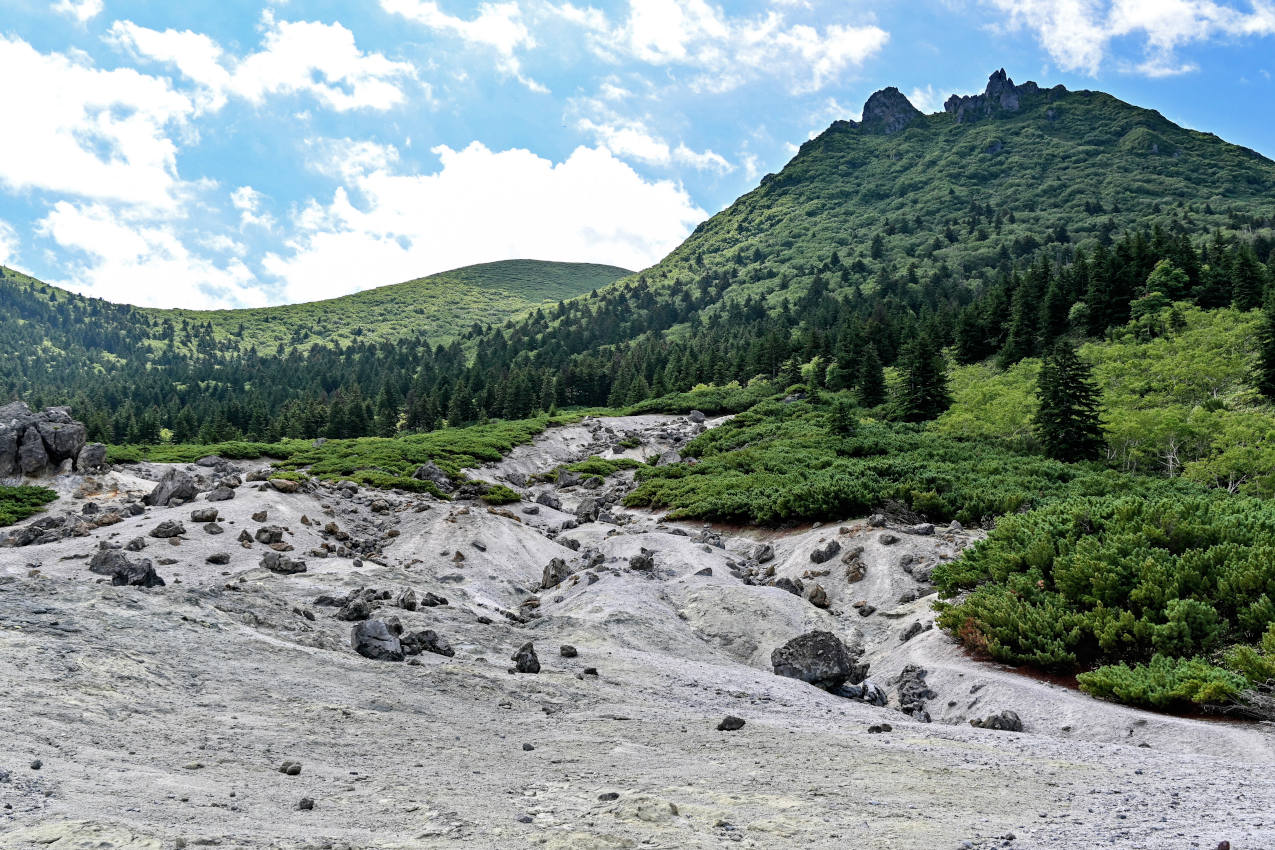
<box><xmin>1</xmin><ymin>0</ymin><xmax>1273</xmax><ymax>308</ymax></box>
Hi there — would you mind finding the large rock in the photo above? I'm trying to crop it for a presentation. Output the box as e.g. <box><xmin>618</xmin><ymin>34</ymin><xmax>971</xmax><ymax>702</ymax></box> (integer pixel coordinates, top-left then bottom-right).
<box><xmin>0</xmin><ymin>402</ymin><xmax>90</xmax><ymax>477</ymax></box>
<box><xmin>771</xmin><ymin>631</ymin><xmax>865</xmax><ymax>691</ymax></box>
<box><xmin>18</xmin><ymin>428</ymin><xmax>49</xmax><ymax>476</ymax></box>
<box><xmin>76</xmin><ymin>443</ymin><xmax>108</xmax><ymax>473</ymax></box>
<box><xmin>542</xmin><ymin>557</ymin><xmax>571</xmax><ymax>589</ymax></box>
<box><xmin>149</xmin><ymin>520</ymin><xmax>185</xmax><ymax>539</ymax></box>
<box><xmin>111</xmin><ymin>559</ymin><xmax>165</xmax><ymax>588</ymax></box>
<box><xmin>144</xmin><ymin>468</ymin><xmax>198</xmax><ymax>507</ymax></box>
<box><xmin>351</xmin><ymin>620</ymin><xmax>404</xmax><ymax>662</ymax></box>
<box><xmin>944</xmin><ymin>69</ymin><xmax>1045</xmax><ymax>124</ymax></box>
<box><xmin>402</xmin><ymin>629</ymin><xmax>455</xmax><ymax>658</ymax></box>
<box><xmin>88</xmin><ymin>547</ymin><xmax>132</xmax><ymax>576</ymax></box>
<box><xmin>261</xmin><ymin>552</ymin><xmax>307</xmax><ymax>575</ymax></box>
<box><xmin>809</xmin><ymin>540</ymin><xmax>841</xmax><ymax>564</ymax></box>
<box><xmin>412</xmin><ymin>461</ymin><xmax>454</xmax><ymax>493</ymax></box>
<box><xmin>970</xmin><ymin>710</ymin><xmax>1023</xmax><ymax>732</ymax></box>
<box><xmin>575</xmin><ymin>498</ymin><xmax>601</xmax><ymax>523</ymax></box>
<box><xmin>860</xmin><ymin>86</ymin><xmax>922</xmax><ymax>135</ymax></box>
<box><xmin>511</xmin><ymin>641</ymin><xmax>540</xmax><ymax>673</ymax></box>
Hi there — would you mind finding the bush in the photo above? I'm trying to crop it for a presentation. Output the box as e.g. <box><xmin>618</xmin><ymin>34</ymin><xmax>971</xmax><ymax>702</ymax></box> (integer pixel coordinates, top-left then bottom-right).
<box><xmin>480</xmin><ymin>484</ymin><xmax>521</xmax><ymax>505</ymax></box>
<box><xmin>0</xmin><ymin>485</ymin><xmax>58</xmax><ymax>526</ymax></box>
<box><xmin>1077</xmin><ymin>655</ymin><xmax>1246</xmax><ymax>710</ymax></box>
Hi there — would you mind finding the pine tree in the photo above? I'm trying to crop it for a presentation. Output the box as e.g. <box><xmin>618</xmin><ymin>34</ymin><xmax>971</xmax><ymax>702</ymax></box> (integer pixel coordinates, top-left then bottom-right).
<box><xmin>857</xmin><ymin>346</ymin><xmax>887</xmax><ymax>407</ymax></box>
<box><xmin>1258</xmin><ymin>292</ymin><xmax>1275</xmax><ymax>401</ymax></box>
<box><xmin>1034</xmin><ymin>342</ymin><xmax>1104</xmax><ymax>462</ymax></box>
<box><xmin>892</xmin><ymin>335</ymin><xmax>951</xmax><ymax>422</ymax></box>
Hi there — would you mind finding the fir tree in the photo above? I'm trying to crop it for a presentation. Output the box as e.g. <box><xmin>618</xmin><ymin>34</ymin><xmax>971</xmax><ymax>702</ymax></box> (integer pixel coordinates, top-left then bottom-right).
<box><xmin>828</xmin><ymin>398</ymin><xmax>858</xmax><ymax>437</ymax></box>
<box><xmin>857</xmin><ymin>346</ymin><xmax>887</xmax><ymax>407</ymax></box>
<box><xmin>892</xmin><ymin>335</ymin><xmax>951</xmax><ymax>422</ymax></box>
<box><xmin>1258</xmin><ymin>292</ymin><xmax>1275</xmax><ymax>401</ymax></box>
<box><xmin>1034</xmin><ymin>342</ymin><xmax>1104</xmax><ymax>462</ymax></box>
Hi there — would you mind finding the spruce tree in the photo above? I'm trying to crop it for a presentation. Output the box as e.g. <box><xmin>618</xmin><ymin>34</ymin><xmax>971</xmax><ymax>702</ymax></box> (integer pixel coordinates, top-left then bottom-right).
<box><xmin>892</xmin><ymin>335</ymin><xmax>951</xmax><ymax>422</ymax></box>
<box><xmin>857</xmin><ymin>346</ymin><xmax>887</xmax><ymax>407</ymax></box>
<box><xmin>1034</xmin><ymin>342</ymin><xmax>1104</xmax><ymax>462</ymax></box>
<box><xmin>828</xmin><ymin>398</ymin><xmax>858</xmax><ymax>437</ymax></box>
<box><xmin>1258</xmin><ymin>292</ymin><xmax>1275</xmax><ymax>401</ymax></box>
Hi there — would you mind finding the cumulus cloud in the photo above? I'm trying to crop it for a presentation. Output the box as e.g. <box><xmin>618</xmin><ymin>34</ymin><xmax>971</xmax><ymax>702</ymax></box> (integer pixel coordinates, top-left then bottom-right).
<box><xmin>109</xmin><ymin>13</ymin><xmax>417</xmax><ymax>113</ymax></box>
<box><xmin>52</xmin><ymin>0</ymin><xmax>103</xmax><ymax>24</ymax></box>
<box><xmin>560</xmin><ymin>0</ymin><xmax>889</xmax><ymax>94</ymax></box>
<box><xmin>231</xmin><ymin>186</ymin><xmax>275</xmax><ymax>230</ymax></box>
<box><xmin>575</xmin><ymin>118</ymin><xmax>732</xmax><ymax>172</ymax></box>
<box><xmin>0</xmin><ymin>220</ymin><xmax>18</xmax><ymax>267</ymax></box>
<box><xmin>0</xmin><ymin>35</ymin><xmax>193</xmax><ymax>209</ymax></box>
<box><xmin>984</xmin><ymin>0</ymin><xmax>1275</xmax><ymax>76</ymax></box>
<box><xmin>380</xmin><ymin>0</ymin><xmax>545</xmax><ymax>91</ymax></box>
<box><xmin>37</xmin><ymin>201</ymin><xmax>267</xmax><ymax>308</ymax></box>
<box><xmin>264</xmin><ymin>139</ymin><xmax>704</xmax><ymax>302</ymax></box>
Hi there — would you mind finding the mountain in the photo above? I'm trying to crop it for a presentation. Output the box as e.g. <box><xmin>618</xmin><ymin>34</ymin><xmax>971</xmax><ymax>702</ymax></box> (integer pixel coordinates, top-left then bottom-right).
<box><xmin>1</xmin><ymin>259</ymin><xmax>630</xmax><ymax>354</ymax></box>
<box><xmin>2</xmin><ymin>70</ymin><xmax>1273</xmax><ymax>444</ymax></box>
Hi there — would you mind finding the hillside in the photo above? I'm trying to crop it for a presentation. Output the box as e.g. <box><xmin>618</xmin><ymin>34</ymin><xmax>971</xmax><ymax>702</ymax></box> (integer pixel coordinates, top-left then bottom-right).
<box><xmin>0</xmin><ymin>259</ymin><xmax>628</xmax><ymax>354</ymax></box>
<box><xmin>2</xmin><ymin>70</ymin><xmax>1273</xmax><ymax>443</ymax></box>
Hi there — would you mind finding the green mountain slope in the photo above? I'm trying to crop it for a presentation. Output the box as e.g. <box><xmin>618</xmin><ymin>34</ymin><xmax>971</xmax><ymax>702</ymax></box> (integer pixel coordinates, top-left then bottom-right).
<box><xmin>1</xmin><ymin>259</ymin><xmax>629</xmax><ymax>354</ymax></box>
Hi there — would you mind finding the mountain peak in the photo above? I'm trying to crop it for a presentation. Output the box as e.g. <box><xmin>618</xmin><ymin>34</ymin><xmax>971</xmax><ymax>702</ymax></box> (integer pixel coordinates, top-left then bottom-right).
<box><xmin>944</xmin><ymin>68</ymin><xmax>1059</xmax><ymax>124</ymax></box>
<box><xmin>860</xmin><ymin>86</ymin><xmax>922</xmax><ymax>135</ymax></box>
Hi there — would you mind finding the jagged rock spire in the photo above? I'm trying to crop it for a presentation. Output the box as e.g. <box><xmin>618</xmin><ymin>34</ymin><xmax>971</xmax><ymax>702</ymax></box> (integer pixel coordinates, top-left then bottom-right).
<box><xmin>860</xmin><ymin>86</ymin><xmax>922</xmax><ymax>135</ymax></box>
<box><xmin>944</xmin><ymin>69</ymin><xmax>1055</xmax><ymax>124</ymax></box>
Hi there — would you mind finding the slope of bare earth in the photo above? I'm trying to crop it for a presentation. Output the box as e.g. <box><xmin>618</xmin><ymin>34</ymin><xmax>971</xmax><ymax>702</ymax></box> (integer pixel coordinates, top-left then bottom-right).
<box><xmin>0</xmin><ymin>413</ymin><xmax>1271</xmax><ymax>849</ymax></box>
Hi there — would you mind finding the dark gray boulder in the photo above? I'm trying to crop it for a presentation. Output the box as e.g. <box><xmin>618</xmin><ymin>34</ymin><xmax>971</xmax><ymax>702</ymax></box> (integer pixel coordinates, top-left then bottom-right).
<box><xmin>351</xmin><ymin>620</ymin><xmax>404</xmax><ymax>661</ymax></box>
<box><xmin>88</xmin><ymin>547</ymin><xmax>132</xmax><ymax>576</ymax></box>
<box><xmin>772</xmin><ymin>576</ymin><xmax>804</xmax><ymax>596</ymax></box>
<box><xmin>401</xmin><ymin>629</ymin><xmax>455</xmax><ymax>658</ymax></box>
<box><xmin>575</xmin><ymin>498</ymin><xmax>600</xmax><ymax>523</ymax></box>
<box><xmin>628</xmin><ymin>548</ymin><xmax>654</xmax><ymax>571</ymax></box>
<box><xmin>771</xmin><ymin>630</ymin><xmax>865</xmax><ymax>691</ymax></box>
<box><xmin>261</xmin><ymin>551</ymin><xmax>307</xmax><ymax>575</ymax></box>
<box><xmin>144</xmin><ymin>468</ymin><xmax>198</xmax><ymax>507</ymax></box>
<box><xmin>810</xmin><ymin>540</ymin><xmax>841</xmax><ymax>564</ymax></box>
<box><xmin>412</xmin><ymin>461</ymin><xmax>454</xmax><ymax>493</ymax></box>
<box><xmin>18</xmin><ymin>428</ymin><xmax>49</xmax><ymax>476</ymax></box>
<box><xmin>542</xmin><ymin>557</ymin><xmax>571</xmax><ymax>589</ymax></box>
<box><xmin>111</xmin><ymin>559</ymin><xmax>165</xmax><ymax>588</ymax></box>
<box><xmin>149</xmin><ymin>520</ymin><xmax>185</xmax><ymax>539</ymax></box>
<box><xmin>206</xmin><ymin>486</ymin><xmax>235</xmax><ymax>502</ymax></box>
<box><xmin>687</xmin><ymin>410</ymin><xmax>706</xmax><ymax>424</ymax></box>
<box><xmin>971</xmin><ymin>710</ymin><xmax>1023</xmax><ymax>732</ymax></box>
<box><xmin>511</xmin><ymin>641</ymin><xmax>540</xmax><ymax>673</ymax></box>
<box><xmin>535</xmin><ymin>491</ymin><xmax>562</xmax><ymax>510</ymax></box>
<box><xmin>76</xmin><ymin>443</ymin><xmax>108</xmax><ymax>473</ymax></box>
<box><xmin>190</xmin><ymin>508</ymin><xmax>219</xmax><ymax>523</ymax></box>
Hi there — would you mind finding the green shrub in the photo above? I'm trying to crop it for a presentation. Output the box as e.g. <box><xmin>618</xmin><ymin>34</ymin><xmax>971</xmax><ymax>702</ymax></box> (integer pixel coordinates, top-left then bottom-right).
<box><xmin>480</xmin><ymin>484</ymin><xmax>521</xmax><ymax>505</ymax></box>
<box><xmin>1077</xmin><ymin>655</ymin><xmax>1246</xmax><ymax>709</ymax></box>
<box><xmin>1224</xmin><ymin>623</ymin><xmax>1275</xmax><ymax>685</ymax></box>
<box><xmin>0</xmin><ymin>485</ymin><xmax>58</xmax><ymax>526</ymax></box>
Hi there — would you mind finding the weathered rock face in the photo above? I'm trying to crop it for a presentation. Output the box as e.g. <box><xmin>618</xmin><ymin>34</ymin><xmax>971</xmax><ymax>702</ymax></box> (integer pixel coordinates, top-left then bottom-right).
<box><xmin>0</xmin><ymin>402</ymin><xmax>88</xmax><ymax>478</ymax></box>
<box><xmin>943</xmin><ymin>68</ymin><xmax>1050</xmax><ymax>124</ymax></box>
<box><xmin>771</xmin><ymin>630</ymin><xmax>865</xmax><ymax>691</ymax></box>
<box><xmin>860</xmin><ymin>87</ymin><xmax>922</xmax><ymax>135</ymax></box>
<box><xmin>144</xmin><ymin>468</ymin><xmax>198</xmax><ymax>507</ymax></box>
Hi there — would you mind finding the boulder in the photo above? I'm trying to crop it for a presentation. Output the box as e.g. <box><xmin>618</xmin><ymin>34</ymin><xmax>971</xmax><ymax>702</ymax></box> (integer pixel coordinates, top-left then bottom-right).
<box><xmin>261</xmin><ymin>551</ymin><xmax>307</xmax><ymax>575</ymax></box>
<box><xmin>190</xmin><ymin>508</ymin><xmax>219</xmax><ymax>523</ymax></box>
<box><xmin>255</xmin><ymin>525</ymin><xmax>285</xmax><ymax>544</ymax></box>
<box><xmin>687</xmin><ymin>410</ymin><xmax>706</xmax><ymax>424</ymax></box>
<box><xmin>149</xmin><ymin>520</ymin><xmax>186</xmax><ymax>539</ymax></box>
<box><xmin>206</xmin><ymin>553</ymin><xmax>230</xmax><ymax>565</ymax></box>
<box><xmin>350</xmin><ymin>620</ymin><xmax>404</xmax><ymax>662</ymax></box>
<box><xmin>753</xmin><ymin>543</ymin><xmax>775</xmax><ymax>564</ymax></box>
<box><xmin>716</xmin><ymin>715</ymin><xmax>745</xmax><ymax>731</ymax></box>
<box><xmin>269</xmin><ymin>478</ymin><xmax>301</xmax><ymax>494</ymax></box>
<box><xmin>655</xmin><ymin>449</ymin><xmax>682</xmax><ymax>466</ymax></box>
<box><xmin>412</xmin><ymin>461</ymin><xmax>454</xmax><ymax>493</ymax></box>
<box><xmin>396</xmin><ymin>587</ymin><xmax>418</xmax><ymax>611</ymax></box>
<box><xmin>809</xmin><ymin>540</ymin><xmax>841</xmax><ymax>564</ymax></box>
<box><xmin>542</xmin><ymin>557</ymin><xmax>571</xmax><ymax>589</ymax></box>
<box><xmin>336</xmin><ymin>598</ymin><xmax>372</xmax><ymax>621</ymax></box>
<box><xmin>906</xmin><ymin>523</ymin><xmax>935</xmax><ymax>536</ymax></box>
<box><xmin>111</xmin><ymin>559</ymin><xmax>165</xmax><ymax>588</ymax></box>
<box><xmin>88</xmin><ymin>547</ymin><xmax>132</xmax><ymax>576</ymax></box>
<box><xmin>556</xmin><ymin>469</ymin><xmax>582</xmax><ymax>488</ymax></box>
<box><xmin>575</xmin><ymin>498</ymin><xmax>601</xmax><ymax>523</ymax></box>
<box><xmin>401</xmin><ymin>629</ymin><xmax>455</xmax><ymax>658</ymax></box>
<box><xmin>206</xmin><ymin>486</ymin><xmax>235</xmax><ymax>502</ymax></box>
<box><xmin>971</xmin><ymin>710</ymin><xmax>1023</xmax><ymax>732</ymax></box>
<box><xmin>144</xmin><ymin>468</ymin><xmax>198</xmax><ymax>507</ymax></box>
<box><xmin>18</xmin><ymin>428</ymin><xmax>49</xmax><ymax>476</ymax></box>
<box><xmin>772</xmin><ymin>576</ymin><xmax>804</xmax><ymax>596</ymax></box>
<box><xmin>806</xmin><ymin>583</ymin><xmax>830</xmax><ymax>609</ymax></box>
<box><xmin>628</xmin><ymin>548</ymin><xmax>655</xmax><ymax>571</ymax></box>
<box><xmin>771</xmin><ymin>630</ymin><xmax>865</xmax><ymax>691</ymax></box>
<box><xmin>511</xmin><ymin>641</ymin><xmax>540</xmax><ymax>673</ymax></box>
<box><xmin>0</xmin><ymin>403</ymin><xmax>89</xmax><ymax>477</ymax></box>
<box><xmin>535</xmin><ymin>491</ymin><xmax>562</xmax><ymax>511</ymax></box>
<box><xmin>76</xmin><ymin>443</ymin><xmax>108</xmax><ymax>473</ymax></box>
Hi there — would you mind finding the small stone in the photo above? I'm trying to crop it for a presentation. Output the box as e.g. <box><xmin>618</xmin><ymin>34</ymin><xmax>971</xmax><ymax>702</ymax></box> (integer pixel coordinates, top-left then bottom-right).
<box><xmin>717</xmin><ymin>715</ymin><xmax>745</xmax><ymax>732</ymax></box>
<box><xmin>559</xmin><ymin>644</ymin><xmax>578</xmax><ymax>658</ymax></box>
<box><xmin>867</xmin><ymin>724</ymin><xmax>892</xmax><ymax>734</ymax></box>
<box><xmin>296</xmin><ymin>797</ymin><xmax>315</xmax><ymax>811</ymax></box>
<box><xmin>522</xmin><ymin>743</ymin><xmax>534</xmax><ymax>751</ymax></box>
<box><xmin>190</xmin><ymin>508</ymin><xmax>219</xmax><ymax>523</ymax></box>
<box><xmin>206</xmin><ymin>553</ymin><xmax>230</xmax><ymax>566</ymax></box>
<box><xmin>512</xmin><ymin>642</ymin><xmax>540</xmax><ymax>673</ymax></box>
<box><xmin>29</xmin><ymin>759</ymin><xmax>42</xmax><ymax>770</ymax></box>
<box><xmin>204</xmin><ymin>522</ymin><xmax>224</xmax><ymax>535</ymax></box>
<box><xmin>251</xmin><ymin>510</ymin><xmax>268</xmax><ymax>522</ymax></box>
<box><xmin>598</xmin><ymin>792</ymin><xmax>619</xmax><ymax>801</ymax></box>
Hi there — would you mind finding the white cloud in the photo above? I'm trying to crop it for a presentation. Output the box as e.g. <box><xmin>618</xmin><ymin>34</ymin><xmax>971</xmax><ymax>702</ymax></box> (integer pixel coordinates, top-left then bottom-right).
<box><xmin>0</xmin><ymin>220</ymin><xmax>18</xmax><ymax>267</ymax></box>
<box><xmin>53</xmin><ymin>0</ymin><xmax>103</xmax><ymax>24</ymax></box>
<box><xmin>562</xmin><ymin>1</ymin><xmax>889</xmax><ymax>94</ymax></box>
<box><xmin>575</xmin><ymin>118</ymin><xmax>732</xmax><ymax>172</ymax></box>
<box><xmin>907</xmin><ymin>84</ymin><xmax>943</xmax><ymax>114</ymax></box>
<box><xmin>985</xmin><ymin>0</ymin><xmax>1275</xmax><ymax>76</ymax></box>
<box><xmin>0</xmin><ymin>35</ymin><xmax>193</xmax><ymax>208</ymax></box>
<box><xmin>231</xmin><ymin>186</ymin><xmax>275</xmax><ymax>230</ymax></box>
<box><xmin>110</xmin><ymin>13</ymin><xmax>417</xmax><ymax>113</ymax></box>
<box><xmin>380</xmin><ymin>0</ymin><xmax>546</xmax><ymax>91</ymax></box>
<box><xmin>37</xmin><ymin>201</ymin><xmax>267</xmax><ymax>308</ymax></box>
<box><xmin>265</xmin><ymin>139</ymin><xmax>704</xmax><ymax>302</ymax></box>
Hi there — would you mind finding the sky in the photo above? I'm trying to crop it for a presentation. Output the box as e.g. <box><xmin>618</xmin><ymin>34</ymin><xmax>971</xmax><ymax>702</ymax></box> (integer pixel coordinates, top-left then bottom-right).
<box><xmin>1</xmin><ymin>0</ymin><xmax>1274</xmax><ymax>309</ymax></box>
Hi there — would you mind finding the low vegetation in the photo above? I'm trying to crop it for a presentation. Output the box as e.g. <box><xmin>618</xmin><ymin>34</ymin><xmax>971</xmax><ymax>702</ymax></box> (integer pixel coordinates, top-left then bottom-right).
<box><xmin>0</xmin><ymin>485</ymin><xmax>58</xmax><ymax>526</ymax></box>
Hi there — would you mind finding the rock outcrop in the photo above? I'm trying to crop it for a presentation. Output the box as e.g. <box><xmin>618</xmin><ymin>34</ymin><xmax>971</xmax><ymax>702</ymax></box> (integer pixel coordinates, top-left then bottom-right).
<box><xmin>944</xmin><ymin>68</ymin><xmax>1054</xmax><ymax>124</ymax></box>
<box><xmin>860</xmin><ymin>87</ymin><xmax>922</xmax><ymax>135</ymax></box>
<box><xmin>0</xmin><ymin>402</ymin><xmax>89</xmax><ymax>477</ymax></box>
